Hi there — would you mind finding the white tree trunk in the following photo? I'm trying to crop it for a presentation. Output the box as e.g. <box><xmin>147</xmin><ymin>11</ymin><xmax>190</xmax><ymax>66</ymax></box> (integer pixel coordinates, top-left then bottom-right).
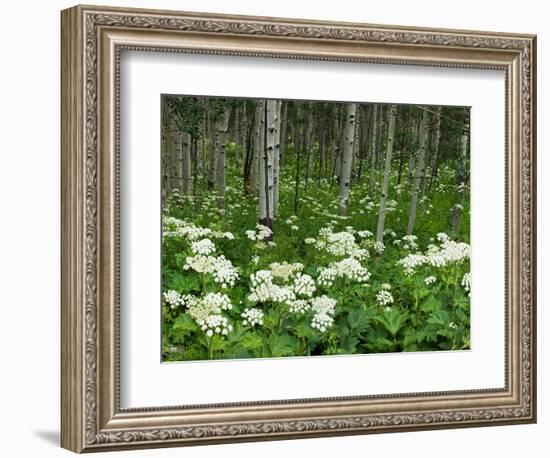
<box><xmin>273</xmin><ymin>101</ymin><xmax>282</xmax><ymax>215</ymax></box>
<box><xmin>251</xmin><ymin>100</ymin><xmax>263</xmax><ymax>193</ymax></box>
<box><xmin>258</xmin><ymin>100</ymin><xmax>275</xmax><ymax>231</ymax></box>
<box><xmin>406</xmin><ymin>109</ymin><xmax>430</xmax><ymax>235</ymax></box>
<box><xmin>427</xmin><ymin>106</ymin><xmax>442</xmax><ymax>191</ymax></box>
<box><xmin>181</xmin><ymin>132</ymin><xmax>192</xmax><ymax>194</ymax></box>
<box><xmin>368</xmin><ymin>104</ymin><xmax>378</xmax><ymax>193</ymax></box>
<box><xmin>376</xmin><ymin>105</ymin><xmax>398</xmax><ymax>243</ymax></box>
<box><xmin>207</xmin><ymin>113</ymin><xmax>217</xmax><ymax>190</ymax></box>
<box><xmin>338</xmin><ymin>103</ymin><xmax>357</xmax><ymax>215</ymax></box>
<box><xmin>168</xmin><ymin>118</ymin><xmax>181</xmax><ymax>190</ymax></box>
<box><xmin>215</xmin><ymin>107</ymin><xmax>229</xmax><ymax>207</ymax></box>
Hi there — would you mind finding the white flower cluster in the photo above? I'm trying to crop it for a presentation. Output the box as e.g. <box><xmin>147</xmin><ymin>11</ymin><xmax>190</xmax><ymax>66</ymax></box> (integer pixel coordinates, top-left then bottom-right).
<box><xmin>462</xmin><ymin>272</ymin><xmax>471</xmax><ymax>296</ymax></box>
<box><xmin>187</xmin><ymin>292</ymin><xmax>233</xmax><ymax>336</ymax></box>
<box><xmin>310</xmin><ymin>296</ymin><xmax>337</xmax><ymax>332</ymax></box>
<box><xmin>241</xmin><ymin>308</ymin><xmax>264</xmax><ymax>327</ymax></box>
<box><xmin>374</xmin><ymin>241</ymin><xmax>385</xmax><ymax>254</ymax></box>
<box><xmin>248</xmin><ymin>270</ymin><xmax>295</xmax><ymax>303</ymax></box>
<box><xmin>326</xmin><ymin>231</ymin><xmax>357</xmax><ymax>257</ymax></box>
<box><xmin>376</xmin><ymin>290</ymin><xmax>394</xmax><ymax>306</ymax></box>
<box><xmin>424</xmin><ymin>275</ymin><xmax>437</xmax><ymax>285</ymax></box>
<box><xmin>191</xmin><ymin>238</ymin><xmax>216</xmax><ymax>256</ymax></box>
<box><xmin>201</xmin><ymin>314</ymin><xmax>232</xmax><ymax>337</ymax></box>
<box><xmin>269</xmin><ymin>262</ymin><xmax>303</xmax><ymax>282</ymax></box>
<box><xmin>287</xmin><ymin>299</ymin><xmax>310</xmax><ymax>314</ymax></box>
<box><xmin>163</xmin><ymin>290</ymin><xmax>196</xmax><ymax>309</ymax></box>
<box><xmin>293</xmin><ymin>273</ymin><xmax>316</xmax><ymax>298</ymax></box>
<box><xmin>163</xmin><ymin>218</ymin><xmax>212</xmax><ymax>241</ymax></box>
<box><xmin>245</xmin><ymin>224</ymin><xmax>273</xmax><ymax>241</ymax></box>
<box><xmin>357</xmin><ymin>230</ymin><xmax>373</xmax><ymax>239</ymax></box>
<box><xmin>401</xmin><ymin>235</ymin><xmax>418</xmax><ymax>250</ymax></box>
<box><xmin>318</xmin><ymin>258</ymin><xmax>371</xmax><ymax>287</ymax></box>
<box><xmin>398</xmin><ymin>237</ymin><xmax>470</xmax><ymax>275</ymax></box>
<box><xmin>184</xmin><ymin>254</ymin><xmax>239</xmax><ymax>288</ymax></box>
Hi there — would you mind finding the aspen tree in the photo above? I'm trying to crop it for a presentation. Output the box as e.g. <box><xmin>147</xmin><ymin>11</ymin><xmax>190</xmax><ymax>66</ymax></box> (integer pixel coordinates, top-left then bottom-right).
<box><xmin>258</xmin><ymin>100</ymin><xmax>275</xmax><ymax>232</ymax></box>
<box><xmin>406</xmin><ymin>109</ymin><xmax>430</xmax><ymax>235</ymax></box>
<box><xmin>181</xmin><ymin>132</ymin><xmax>192</xmax><ymax>194</ymax></box>
<box><xmin>368</xmin><ymin>104</ymin><xmax>378</xmax><ymax>193</ymax></box>
<box><xmin>376</xmin><ymin>105</ymin><xmax>398</xmax><ymax>243</ymax></box>
<box><xmin>272</xmin><ymin>101</ymin><xmax>282</xmax><ymax>215</ymax></box>
<box><xmin>338</xmin><ymin>103</ymin><xmax>357</xmax><ymax>215</ymax></box>
<box><xmin>215</xmin><ymin>105</ymin><xmax>229</xmax><ymax>208</ymax></box>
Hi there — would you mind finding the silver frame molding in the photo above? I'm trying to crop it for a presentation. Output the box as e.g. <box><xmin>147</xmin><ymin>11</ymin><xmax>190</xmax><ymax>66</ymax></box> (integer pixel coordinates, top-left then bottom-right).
<box><xmin>61</xmin><ymin>4</ymin><xmax>537</xmax><ymax>453</ymax></box>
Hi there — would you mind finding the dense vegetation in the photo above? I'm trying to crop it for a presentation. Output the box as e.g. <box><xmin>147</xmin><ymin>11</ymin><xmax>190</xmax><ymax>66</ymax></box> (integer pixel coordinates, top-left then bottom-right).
<box><xmin>161</xmin><ymin>97</ymin><xmax>471</xmax><ymax>361</ymax></box>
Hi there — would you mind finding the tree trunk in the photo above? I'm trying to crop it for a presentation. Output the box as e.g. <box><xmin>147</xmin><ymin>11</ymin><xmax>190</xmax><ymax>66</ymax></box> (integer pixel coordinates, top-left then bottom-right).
<box><xmin>338</xmin><ymin>103</ymin><xmax>357</xmax><ymax>215</ymax></box>
<box><xmin>181</xmin><ymin>132</ymin><xmax>192</xmax><ymax>194</ymax></box>
<box><xmin>207</xmin><ymin>113</ymin><xmax>217</xmax><ymax>190</ymax></box>
<box><xmin>368</xmin><ymin>104</ymin><xmax>378</xmax><ymax>193</ymax></box>
<box><xmin>215</xmin><ymin>107</ymin><xmax>229</xmax><ymax>208</ymax></box>
<box><xmin>192</xmin><ymin>137</ymin><xmax>200</xmax><ymax>211</ymax></box>
<box><xmin>376</xmin><ymin>105</ymin><xmax>398</xmax><ymax>243</ymax></box>
<box><xmin>234</xmin><ymin>103</ymin><xmax>241</xmax><ymax>167</ymax></box>
<box><xmin>251</xmin><ymin>100</ymin><xmax>263</xmax><ymax>193</ymax></box>
<box><xmin>258</xmin><ymin>100</ymin><xmax>275</xmax><ymax>233</ymax></box>
<box><xmin>304</xmin><ymin>108</ymin><xmax>315</xmax><ymax>191</ymax></box>
<box><xmin>428</xmin><ymin>106</ymin><xmax>442</xmax><ymax>191</ymax></box>
<box><xmin>279</xmin><ymin>102</ymin><xmax>288</xmax><ymax>166</ymax></box>
<box><xmin>406</xmin><ymin>109</ymin><xmax>430</xmax><ymax>235</ymax></box>
<box><xmin>273</xmin><ymin>101</ymin><xmax>282</xmax><ymax>216</ymax></box>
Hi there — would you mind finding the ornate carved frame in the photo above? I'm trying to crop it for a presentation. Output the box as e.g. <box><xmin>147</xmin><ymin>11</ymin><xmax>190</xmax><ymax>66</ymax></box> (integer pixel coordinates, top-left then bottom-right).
<box><xmin>61</xmin><ymin>4</ymin><xmax>537</xmax><ymax>453</ymax></box>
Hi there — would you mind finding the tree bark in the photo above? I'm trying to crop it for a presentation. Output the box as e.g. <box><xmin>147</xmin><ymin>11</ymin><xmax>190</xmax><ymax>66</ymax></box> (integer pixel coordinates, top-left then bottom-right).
<box><xmin>251</xmin><ymin>100</ymin><xmax>263</xmax><ymax>193</ymax></box>
<box><xmin>427</xmin><ymin>106</ymin><xmax>442</xmax><ymax>192</ymax></box>
<box><xmin>406</xmin><ymin>109</ymin><xmax>430</xmax><ymax>235</ymax></box>
<box><xmin>215</xmin><ymin>107</ymin><xmax>229</xmax><ymax>208</ymax></box>
<box><xmin>376</xmin><ymin>105</ymin><xmax>398</xmax><ymax>243</ymax></box>
<box><xmin>181</xmin><ymin>132</ymin><xmax>192</xmax><ymax>194</ymax></box>
<box><xmin>368</xmin><ymin>104</ymin><xmax>378</xmax><ymax>193</ymax></box>
<box><xmin>279</xmin><ymin>102</ymin><xmax>288</xmax><ymax>166</ymax></box>
<box><xmin>207</xmin><ymin>112</ymin><xmax>217</xmax><ymax>190</ymax></box>
<box><xmin>338</xmin><ymin>103</ymin><xmax>357</xmax><ymax>215</ymax></box>
<box><xmin>273</xmin><ymin>101</ymin><xmax>282</xmax><ymax>216</ymax></box>
<box><xmin>258</xmin><ymin>100</ymin><xmax>275</xmax><ymax>233</ymax></box>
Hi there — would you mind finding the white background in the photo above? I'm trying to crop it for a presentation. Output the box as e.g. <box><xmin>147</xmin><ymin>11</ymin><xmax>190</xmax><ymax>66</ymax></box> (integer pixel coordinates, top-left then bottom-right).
<box><xmin>121</xmin><ymin>53</ymin><xmax>505</xmax><ymax>407</ymax></box>
<box><xmin>0</xmin><ymin>0</ymin><xmax>547</xmax><ymax>457</ymax></box>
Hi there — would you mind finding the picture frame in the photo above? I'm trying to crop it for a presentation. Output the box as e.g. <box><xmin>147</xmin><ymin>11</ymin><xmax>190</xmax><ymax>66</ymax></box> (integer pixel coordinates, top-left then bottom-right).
<box><xmin>61</xmin><ymin>4</ymin><xmax>537</xmax><ymax>453</ymax></box>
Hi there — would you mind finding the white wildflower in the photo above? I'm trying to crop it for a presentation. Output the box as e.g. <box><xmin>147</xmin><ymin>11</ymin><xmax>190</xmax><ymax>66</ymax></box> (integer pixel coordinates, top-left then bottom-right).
<box><xmin>241</xmin><ymin>308</ymin><xmax>264</xmax><ymax>327</ymax></box>
<box><xmin>191</xmin><ymin>238</ymin><xmax>216</xmax><ymax>256</ymax></box>
<box><xmin>424</xmin><ymin>276</ymin><xmax>437</xmax><ymax>285</ymax></box>
<box><xmin>376</xmin><ymin>290</ymin><xmax>394</xmax><ymax>306</ymax></box>
<box><xmin>293</xmin><ymin>273</ymin><xmax>316</xmax><ymax>298</ymax></box>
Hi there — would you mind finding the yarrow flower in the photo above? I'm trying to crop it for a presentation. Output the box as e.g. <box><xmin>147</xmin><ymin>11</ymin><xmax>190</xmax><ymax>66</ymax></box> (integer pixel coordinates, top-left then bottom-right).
<box><xmin>317</xmin><ymin>258</ymin><xmax>371</xmax><ymax>287</ymax></box>
<box><xmin>376</xmin><ymin>290</ymin><xmax>394</xmax><ymax>306</ymax></box>
<box><xmin>292</xmin><ymin>273</ymin><xmax>316</xmax><ymax>298</ymax></box>
<box><xmin>184</xmin><ymin>254</ymin><xmax>239</xmax><ymax>288</ymax></box>
<box><xmin>191</xmin><ymin>238</ymin><xmax>216</xmax><ymax>256</ymax></box>
<box><xmin>398</xmin><ymin>237</ymin><xmax>470</xmax><ymax>275</ymax></box>
<box><xmin>269</xmin><ymin>262</ymin><xmax>303</xmax><ymax>282</ymax></box>
<box><xmin>374</xmin><ymin>241</ymin><xmax>385</xmax><ymax>254</ymax></box>
<box><xmin>424</xmin><ymin>276</ymin><xmax>437</xmax><ymax>285</ymax></box>
<box><xmin>187</xmin><ymin>292</ymin><xmax>233</xmax><ymax>336</ymax></box>
<box><xmin>241</xmin><ymin>308</ymin><xmax>264</xmax><ymax>327</ymax></box>
<box><xmin>162</xmin><ymin>290</ymin><xmax>196</xmax><ymax>309</ymax></box>
<box><xmin>248</xmin><ymin>270</ymin><xmax>295</xmax><ymax>303</ymax></box>
<box><xmin>245</xmin><ymin>224</ymin><xmax>273</xmax><ymax>241</ymax></box>
<box><xmin>287</xmin><ymin>299</ymin><xmax>310</xmax><ymax>314</ymax></box>
<box><xmin>310</xmin><ymin>296</ymin><xmax>337</xmax><ymax>332</ymax></box>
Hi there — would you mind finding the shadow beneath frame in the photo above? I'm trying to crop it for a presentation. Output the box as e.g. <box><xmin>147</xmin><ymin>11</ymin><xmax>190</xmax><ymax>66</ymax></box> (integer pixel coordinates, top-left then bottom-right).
<box><xmin>33</xmin><ymin>430</ymin><xmax>60</xmax><ymax>446</ymax></box>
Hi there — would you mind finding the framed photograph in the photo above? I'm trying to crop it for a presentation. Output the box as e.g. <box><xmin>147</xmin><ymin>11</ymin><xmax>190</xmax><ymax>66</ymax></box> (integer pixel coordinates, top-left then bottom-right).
<box><xmin>61</xmin><ymin>4</ymin><xmax>537</xmax><ymax>453</ymax></box>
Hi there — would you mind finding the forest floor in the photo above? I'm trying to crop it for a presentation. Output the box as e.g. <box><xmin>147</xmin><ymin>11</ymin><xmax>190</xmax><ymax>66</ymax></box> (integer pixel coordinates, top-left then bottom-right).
<box><xmin>162</xmin><ymin>161</ymin><xmax>471</xmax><ymax>361</ymax></box>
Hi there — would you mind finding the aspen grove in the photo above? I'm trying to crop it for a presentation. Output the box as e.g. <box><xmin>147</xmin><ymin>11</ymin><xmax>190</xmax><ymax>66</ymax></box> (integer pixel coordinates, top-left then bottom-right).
<box><xmin>161</xmin><ymin>96</ymin><xmax>471</xmax><ymax>361</ymax></box>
